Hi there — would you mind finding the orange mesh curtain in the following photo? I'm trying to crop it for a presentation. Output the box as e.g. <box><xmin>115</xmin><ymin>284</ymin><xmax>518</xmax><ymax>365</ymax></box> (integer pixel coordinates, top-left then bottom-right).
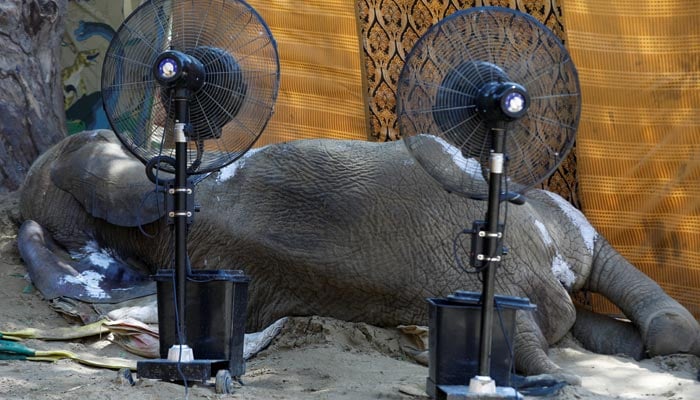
<box><xmin>560</xmin><ymin>0</ymin><xmax>700</xmax><ymax>317</ymax></box>
<box><xmin>246</xmin><ymin>0</ymin><xmax>370</xmax><ymax>145</ymax></box>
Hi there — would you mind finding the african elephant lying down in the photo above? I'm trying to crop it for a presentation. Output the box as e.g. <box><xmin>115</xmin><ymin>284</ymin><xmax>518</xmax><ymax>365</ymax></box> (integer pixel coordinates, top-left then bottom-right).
<box><xmin>17</xmin><ymin>130</ymin><xmax>700</xmax><ymax>383</ymax></box>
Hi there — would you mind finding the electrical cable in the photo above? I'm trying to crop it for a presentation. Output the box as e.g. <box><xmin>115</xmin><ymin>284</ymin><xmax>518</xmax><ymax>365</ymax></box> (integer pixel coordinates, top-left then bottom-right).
<box><xmin>453</xmin><ymin>228</ymin><xmax>488</xmax><ymax>275</ymax></box>
<box><xmin>138</xmin><ymin>107</ymin><xmax>170</xmax><ymax>239</ymax></box>
<box><xmin>170</xmin><ymin>266</ymin><xmax>190</xmax><ymax>399</ymax></box>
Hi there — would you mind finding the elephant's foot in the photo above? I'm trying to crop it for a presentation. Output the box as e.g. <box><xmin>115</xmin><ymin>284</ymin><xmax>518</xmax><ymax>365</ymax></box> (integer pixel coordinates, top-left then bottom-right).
<box><xmin>518</xmin><ymin>350</ymin><xmax>582</xmax><ymax>386</ymax></box>
<box><xmin>514</xmin><ymin>317</ymin><xmax>581</xmax><ymax>385</ymax></box>
<box><xmin>572</xmin><ymin>306</ymin><xmax>645</xmax><ymax>360</ymax></box>
<box><xmin>513</xmin><ymin>373</ymin><xmax>581</xmax><ymax>396</ymax></box>
<box><xmin>644</xmin><ymin>308</ymin><xmax>700</xmax><ymax>356</ymax></box>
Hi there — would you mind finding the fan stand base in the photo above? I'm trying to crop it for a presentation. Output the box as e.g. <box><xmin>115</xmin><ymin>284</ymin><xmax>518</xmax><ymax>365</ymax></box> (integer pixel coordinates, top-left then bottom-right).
<box><xmin>135</xmin><ymin>269</ymin><xmax>250</xmax><ymax>394</ymax></box>
<box><xmin>136</xmin><ymin>358</ymin><xmax>231</xmax><ymax>383</ymax></box>
<box><xmin>434</xmin><ymin>384</ymin><xmax>522</xmax><ymax>400</ymax></box>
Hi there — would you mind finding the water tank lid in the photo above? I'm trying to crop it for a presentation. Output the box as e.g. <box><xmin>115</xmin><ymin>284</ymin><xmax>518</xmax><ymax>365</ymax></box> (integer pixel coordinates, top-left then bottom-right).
<box><xmin>153</xmin><ymin>268</ymin><xmax>250</xmax><ymax>283</ymax></box>
<box><xmin>447</xmin><ymin>290</ymin><xmax>536</xmax><ymax>310</ymax></box>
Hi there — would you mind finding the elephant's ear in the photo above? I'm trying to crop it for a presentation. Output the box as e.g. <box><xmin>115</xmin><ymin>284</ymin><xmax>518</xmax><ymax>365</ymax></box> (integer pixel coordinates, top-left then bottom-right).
<box><xmin>50</xmin><ymin>130</ymin><xmax>169</xmax><ymax>227</ymax></box>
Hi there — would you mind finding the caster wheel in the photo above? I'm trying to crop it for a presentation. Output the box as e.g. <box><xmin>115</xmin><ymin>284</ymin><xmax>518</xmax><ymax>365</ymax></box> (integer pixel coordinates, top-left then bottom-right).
<box><xmin>215</xmin><ymin>369</ymin><xmax>234</xmax><ymax>394</ymax></box>
<box><xmin>117</xmin><ymin>368</ymin><xmax>135</xmax><ymax>386</ymax></box>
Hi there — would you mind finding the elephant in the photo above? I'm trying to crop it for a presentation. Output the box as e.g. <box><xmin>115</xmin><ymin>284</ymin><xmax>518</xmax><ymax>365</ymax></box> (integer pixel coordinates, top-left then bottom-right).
<box><xmin>17</xmin><ymin>130</ymin><xmax>700</xmax><ymax>384</ymax></box>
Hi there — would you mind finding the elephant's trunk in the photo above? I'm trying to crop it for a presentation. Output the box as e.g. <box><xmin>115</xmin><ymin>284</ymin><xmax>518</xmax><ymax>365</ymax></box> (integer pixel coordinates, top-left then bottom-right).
<box><xmin>572</xmin><ymin>306</ymin><xmax>645</xmax><ymax>360</ymax></box>
<box><xmin>587</xmin><ymin>236</ymin><xmax>700</xmax><ymax>356</ymax></box>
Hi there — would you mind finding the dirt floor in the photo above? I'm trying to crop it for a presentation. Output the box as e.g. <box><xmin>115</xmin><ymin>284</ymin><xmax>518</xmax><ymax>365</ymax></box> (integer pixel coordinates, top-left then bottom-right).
<box><xmin>1</xmin><ymin>190</ymin><xmax>699</xmax><ymax>400</ymax></box>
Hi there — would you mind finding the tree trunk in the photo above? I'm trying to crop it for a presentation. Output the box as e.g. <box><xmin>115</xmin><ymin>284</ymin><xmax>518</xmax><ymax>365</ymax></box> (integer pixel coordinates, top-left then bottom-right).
<box><xmin>0</xmin><ymin>0</ymin><xmax>67</xmax><ymax>193</ymax></box>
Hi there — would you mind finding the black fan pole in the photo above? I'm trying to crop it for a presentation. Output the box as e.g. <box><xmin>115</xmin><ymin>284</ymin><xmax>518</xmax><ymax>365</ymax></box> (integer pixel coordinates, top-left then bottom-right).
<box><xmin>474</xmin><ymin>81</ymin><xmax>529</xmax><ymax>379</ymax></box>
<box><xmin>477</xmin><ymin>123</ymin><xmax>506</xmax><ymax>378</ymax></box>
<box><xmin>173</xmin><ymin>87</ymin><xmax>191</xmax><ymax>346</ymax></box>
<box><xmin>111</xmin><ymin>2</ymin><xmax>280</xmax><ymax>389</ymax></box>
<box><xmin>396</xmin><ymin>8</ymin><xmax>578</xmax><ymax>397</ymax></box>
<box><xmin>151</xmin><ymin>49</ymin><xmax>206</xmax><ymax>350</ymax></box>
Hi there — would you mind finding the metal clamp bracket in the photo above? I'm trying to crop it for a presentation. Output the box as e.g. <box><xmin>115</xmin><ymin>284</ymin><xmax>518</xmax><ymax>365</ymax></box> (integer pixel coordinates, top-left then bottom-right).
<box><xmin>168</xmin><ymin>211</ymin><xmax>193</xmax><ymax>218</ymax></box>
<box><xmin>469</xmin><ymin>220</ymin><xmax>505</xmax><ymax>269</ymax></box>
<box><xmin>478</xmin><ymin>230</ymin><xmax>502</xmax><ymax>238</ymax></box>
<box><xmin>476</xmin><ymin>254</ymin><xmax>502</xmax><ymax>262</ymax></box>
<box><xmin>168</xmin><ymin>187</ymin><xmax>193</xmax><ymax>194</ymax></box>
<box><xmin>165</xmin><ymin>179</ymin><xmax>195</xmax><ymax>225</ymax></box>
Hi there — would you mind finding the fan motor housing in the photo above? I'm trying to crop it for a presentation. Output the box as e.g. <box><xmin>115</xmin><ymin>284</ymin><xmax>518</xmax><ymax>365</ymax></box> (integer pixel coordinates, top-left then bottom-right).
<box><xmin>476</xmin><ymin>81</ymin><xmax>530</xmax><ymax>121</ymax></box>
<box><xmin>155</xmin><ymin>47</ymin><xmax>248</xmax><ymax>142</ymax></box>
<box><xmin>154</xmin><ymin>50</ymin><xmax>205</xmax><ymax>91</ymax></box>
<box><xmin>433</xmin><ymin>61</ymin><xmax>510</xmax><ymax>142</ymax></box>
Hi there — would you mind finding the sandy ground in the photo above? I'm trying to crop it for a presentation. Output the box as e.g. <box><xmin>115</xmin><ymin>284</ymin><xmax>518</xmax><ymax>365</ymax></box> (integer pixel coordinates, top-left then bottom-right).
<box><xmin>1</xmin><ymin>190</ymin><xmax>699</xmax><ymax>400</ymax></box>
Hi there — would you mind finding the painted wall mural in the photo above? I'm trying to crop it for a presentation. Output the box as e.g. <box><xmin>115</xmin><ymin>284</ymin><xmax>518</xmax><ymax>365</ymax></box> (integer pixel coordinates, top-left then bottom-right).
<box><xmin>61</xmin><ymin>1</ymin><xmax>138</xmax><ymax>134</ymax></box>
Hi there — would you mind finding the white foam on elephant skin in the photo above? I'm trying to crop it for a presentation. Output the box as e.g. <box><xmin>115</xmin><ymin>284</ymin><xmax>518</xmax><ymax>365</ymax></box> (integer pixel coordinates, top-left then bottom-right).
<box><xmin>61</xmin><ymin>270</ymin><xmax>109</xmax><ymax>300</ymax></box>
<box><xmin>543</xmin><ymin>191</ymin><xmax>597</xmax><ymax>254</ymax></box>
<box><xmin>534</xmin><ymin>219</ymin><xmax>554</xmax><ymax>246</ymax></box>
<box><xmin>552</xmin><ymin>253</ymin><xmax>576</xmax><ymax>289</ymax></box>
<box><xmin>534</xmin><ymin>218</ymin><xmax>576</xmax><ymax>288</ymax></box>
<box><xmin>71</xmin><ymin>240</ymin><xmax>116</xmax><ymax>269</ymax></box>
<box><xmin>86</xmin><ymin>251</ymin><xmax>114</xmax><ymax>269</ymax></box>
<box><xmin>216</xmin><ymin>147</ymin><xmax>264</xmax><ymax>183</ymax></box>
<box><xmin>427</xmin><ymin>135</ymin><xmax>485</xmax><ymax>181</ymax></box>
<box><xmin>64</xmin><ymin>240</ymin><xmax>117</xmax><ymax>299</ymax></box>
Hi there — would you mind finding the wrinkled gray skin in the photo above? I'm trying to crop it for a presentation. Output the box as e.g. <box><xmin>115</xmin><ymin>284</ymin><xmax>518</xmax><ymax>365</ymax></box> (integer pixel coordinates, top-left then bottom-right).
<box><xmin>18</xmin><ymin>130</ymin><xmax>700</xmax><ymax>383</ymax></box>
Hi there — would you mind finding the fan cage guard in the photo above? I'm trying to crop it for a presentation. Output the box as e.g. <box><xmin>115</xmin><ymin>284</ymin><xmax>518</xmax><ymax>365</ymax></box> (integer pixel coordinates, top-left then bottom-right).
<box><xmin>397</xmin><ymin>6</ymin><xmax>581</xmax><ymax>198</ymax></box>
<box><xmin>102</xmin><ymin>0</ymin><xmax>280</xmax><ymax>175</ymax></box>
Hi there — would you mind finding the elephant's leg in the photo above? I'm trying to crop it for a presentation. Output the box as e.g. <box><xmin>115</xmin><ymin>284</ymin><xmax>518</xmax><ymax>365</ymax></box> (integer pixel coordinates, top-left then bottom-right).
<box><xmin>514</xmin><ymin>311</ymin><xmax>581</xmax><ymax>385</ymax></box>
<box><xmin>588</xmin><ymin>237</ymin><xmax>700</xmax><ymax>356</ymax></box>
<box><xmin>17</xmin><ymin>220</ymin><xmax>155</xmax><ymax>303</ymax></box>
<box><xmin>572</xmin><ymin>306</ymin><xmax>645</xmax><ymax>360</ymax></box>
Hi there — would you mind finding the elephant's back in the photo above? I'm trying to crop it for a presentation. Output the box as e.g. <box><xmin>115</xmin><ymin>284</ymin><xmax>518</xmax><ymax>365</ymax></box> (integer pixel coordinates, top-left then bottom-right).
<box><xmin>201</xmin><ymin>138</ymin><xmax>482</xmax><ymax>242</ymax></box>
